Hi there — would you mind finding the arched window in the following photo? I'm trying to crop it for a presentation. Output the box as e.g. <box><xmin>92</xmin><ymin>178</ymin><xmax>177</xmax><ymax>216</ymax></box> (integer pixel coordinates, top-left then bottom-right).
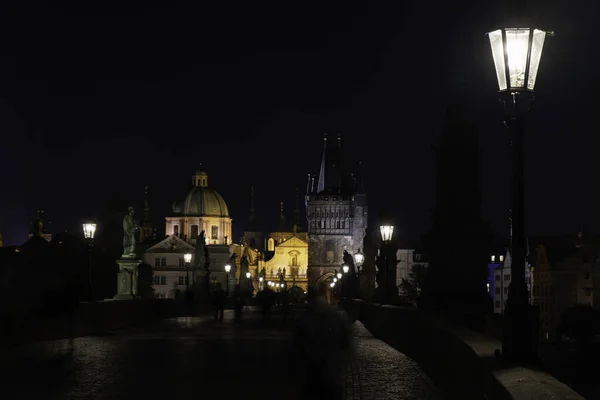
<box><xmin>268</xmin><ymin>238</ymin><xmax>275</xmax><ymax>252</ymax></box>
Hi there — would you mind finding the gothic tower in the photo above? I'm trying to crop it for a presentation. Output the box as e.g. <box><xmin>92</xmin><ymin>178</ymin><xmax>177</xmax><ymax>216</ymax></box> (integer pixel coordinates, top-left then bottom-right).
<box><xmin>305</xmin><ymin>134</ymin><xmax>368</xmax><ymax>286</ymax></box>
<box><xmin>139</xmin><ymin>186</ymin><xmax>155</xmax><ymax>243</ymax></box>
<box><xmin>244</xmin><ymin>185</ymin><xmax>262</xmax><ymax>249</ymax></box>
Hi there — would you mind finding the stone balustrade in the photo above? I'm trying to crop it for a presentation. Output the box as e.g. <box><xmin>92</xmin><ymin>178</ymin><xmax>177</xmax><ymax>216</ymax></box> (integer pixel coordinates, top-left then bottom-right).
<box><xmin>351</xmin><ymin>300</ymin><xmax>583</xmax><ymax>400</ymax></box>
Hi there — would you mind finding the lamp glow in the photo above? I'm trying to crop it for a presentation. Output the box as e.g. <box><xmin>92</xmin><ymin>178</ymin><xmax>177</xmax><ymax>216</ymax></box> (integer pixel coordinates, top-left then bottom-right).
<box><xmin>225</xmin><ymin>264</ymin><xmax>231</xmax><ymax>273</ymax></box>
<box><xmin>184</xmin><ymin>253</ymin><xmax>192</xmax><ymax>264</ymax></box>
<box><xmin>336</xmin><ymin>272</ymin><xmax>342</xmax><ymax>280</ymax></box>
<box><xmin>379</xmin><ymin>223</ymin><xmax>395</xmax><ymax>243</ymax></box>
<box><xmin>342</xmin><ymin>265</ymin><xmax>350</xmax><ymax>274</ymax></box>
<box><xmin>82</xmin><ymin>223</ymin><xmax>97</xmax><ymax>239</ymax></box>
<box><xmin>259</xmin><ymin>277</ymin><xmax>264</xmax><ymax>282</ymax></box>
<box><xmin>354</xmin><ymin>248</ymin><xmax>364</xmax><ymax>266</ymax></box>
<box><xmin>330</xmin><ymin>282</ymin><xmax>335</xmax><ymax>288</ymax></box>
<box><xmin>487</xmin><ymin>28</ymin><xmax>550</xmax><ymax>91</ymax></box>
<box><xmin>333</xmin><ymin>277</ymin><xmax>338</xmax><ymax>283</ymax></box>
<box><xmin>246</xmin><ymin>272</ymin><xmax>251</xmax><ymax>279</ymax></box>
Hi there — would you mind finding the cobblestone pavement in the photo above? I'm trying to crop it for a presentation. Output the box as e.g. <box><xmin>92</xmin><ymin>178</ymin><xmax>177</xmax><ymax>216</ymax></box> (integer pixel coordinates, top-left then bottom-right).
<box><xmin>0</xmin><ymin>311</ymin><xmax>442</xmax><ymax>399</ymax></box>
<box><xmin>346</xmin><ymin>321</ymin><xmax>442</xmax><ymax>400</ymax></box>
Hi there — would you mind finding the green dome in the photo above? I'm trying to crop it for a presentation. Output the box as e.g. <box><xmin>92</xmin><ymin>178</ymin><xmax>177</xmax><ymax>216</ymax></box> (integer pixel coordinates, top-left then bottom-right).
<box><xmin>172</xmin><ymin>186</ymin><xmax>229</xmax><ymax>217</ymax></box>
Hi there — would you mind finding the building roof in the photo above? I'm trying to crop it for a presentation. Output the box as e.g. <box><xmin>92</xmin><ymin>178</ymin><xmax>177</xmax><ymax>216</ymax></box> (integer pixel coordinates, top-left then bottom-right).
<box><xmin>172</xmin><ymin>170</ymin><xmax>229</xmax><ymax>218</ymax></box>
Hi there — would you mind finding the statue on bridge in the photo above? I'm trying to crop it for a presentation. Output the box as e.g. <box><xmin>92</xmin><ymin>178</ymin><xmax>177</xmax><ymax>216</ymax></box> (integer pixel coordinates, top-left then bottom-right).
<box><xmin>122</xmin><ymin>206</ymin><xmax>139</xmax><ymax>258</ymax></box>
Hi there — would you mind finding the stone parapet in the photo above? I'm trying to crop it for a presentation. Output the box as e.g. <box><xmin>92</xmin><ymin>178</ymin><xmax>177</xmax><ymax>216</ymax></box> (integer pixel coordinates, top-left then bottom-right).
<box><xmin>0</xmin><ymin>299</ymin><xmax>177</xmax><ymax>347</ymax></box>
<box><xmin>353</xmin><ymin>300</ymin><xmax>583</xmax><ymax>400</ymax></box>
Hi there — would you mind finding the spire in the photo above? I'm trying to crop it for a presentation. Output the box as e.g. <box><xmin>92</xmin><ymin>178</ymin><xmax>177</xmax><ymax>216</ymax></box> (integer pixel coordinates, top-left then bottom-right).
<box><xmin>316</xmin><ymin>133</ymin><xmax>344</xmax><ymax>194</ymax></box>
<box><xmin>294</xmin><ymin>188</ymin><xmax>302</xmax><ymax>231</ymax></box>
<box><xmin>276</xmin><ymin>201</ymin><xmax>287</xmax><ymax>232</ymax></box>
<box><xmin>247</xmin><ymin>185</ymin><xmax>258</xmax><ymax>232</ymax></box>
<box><xmin>143</xmin><ymin>185</ymin><xmax>150</xmax><ymax>222</ymax></box>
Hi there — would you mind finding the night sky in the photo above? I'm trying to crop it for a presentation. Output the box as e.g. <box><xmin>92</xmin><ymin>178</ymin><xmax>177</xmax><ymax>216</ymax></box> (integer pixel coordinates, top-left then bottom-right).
<box><xmin>1</xmin><ymin>1</ymin><xmax>598</xmax><ymax>246</ymax></box>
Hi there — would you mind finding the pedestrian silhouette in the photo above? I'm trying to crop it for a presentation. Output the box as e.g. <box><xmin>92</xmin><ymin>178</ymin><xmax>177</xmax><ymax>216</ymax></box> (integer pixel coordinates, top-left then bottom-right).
<box><xmin>293</xmin><ymin>285</ymin><xmax>352</xmax><ymax>400</ymax></box>
<box><xmin>212</xmin><ymin>283</ymin><xmax>226</xmax><ymax>322</ymax></box>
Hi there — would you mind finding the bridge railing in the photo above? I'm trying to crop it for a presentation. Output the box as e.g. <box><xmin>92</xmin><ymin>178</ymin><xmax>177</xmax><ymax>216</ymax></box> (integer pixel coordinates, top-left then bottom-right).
<box><xmin>351</xmin><ymin>299</ymin><xmax>583</xmax><ymax>400</ymax></box>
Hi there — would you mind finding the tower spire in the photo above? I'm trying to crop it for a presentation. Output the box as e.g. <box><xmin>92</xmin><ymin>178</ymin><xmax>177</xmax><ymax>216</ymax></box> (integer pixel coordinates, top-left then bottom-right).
<box><xmin>294</xmin><ymin>188</ymin><xmax>302</xmax><ymax>230</ymax></box>
<box><xmin>143</xmin><ymin>185</ymin><xmax>150</xmax><ymax>222</ymax></box>
<box><xmin>246</xmin><ymin>185</ymin><xmax>258</xmax><ymax>232</ymax></box>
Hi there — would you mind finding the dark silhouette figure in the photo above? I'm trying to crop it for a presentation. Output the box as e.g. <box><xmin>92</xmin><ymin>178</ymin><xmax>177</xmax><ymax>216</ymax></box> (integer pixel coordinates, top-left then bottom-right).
<box><xmin>294</xmin><ymin>286</ymin><xmax>352</xmax><ymax>400</ymax></box>
<box><xmin>258</xmin><ymin>286</ymin><xmax>275</xmax><ymax>322</ymax></box>
<box><xmin>280</xmin><ymin>287</ymin><xmax>290</xmax><ymax>323</ymax></box>
<box><xmin>232</xmin><ymin>284</ymin><xmax>245</xmax><ymax>325</ymax></box>
<box><xmin>419</xmin><ymin>105</ymin><xmax>493</xmax><ymax>330</ymax></box>
<box><xmin>212</xmin><ymin>283</ymin><xmax>226</xmax><ymax>322</ymax></box>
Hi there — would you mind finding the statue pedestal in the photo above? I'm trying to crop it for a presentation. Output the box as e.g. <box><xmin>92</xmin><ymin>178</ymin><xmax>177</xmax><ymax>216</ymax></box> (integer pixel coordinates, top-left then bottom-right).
<box><xmin>114</xmin><ymin>258</ymin><xmax>142</xmax><ymax>300</ymax></box>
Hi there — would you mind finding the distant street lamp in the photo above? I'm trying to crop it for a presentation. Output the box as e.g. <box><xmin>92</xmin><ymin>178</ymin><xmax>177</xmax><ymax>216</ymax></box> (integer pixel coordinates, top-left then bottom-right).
<box><xmin>184</xmin><ymin>253</ymin><xmax>192</xmax><ymax>293</ymax></box>
<box><xmin>354</xmin><ymin>248</ymin><xmax>364</xmax><ymax>273</ymax></box>
<box><xmin>245</xmin><ymin>271</ymin><xmax>252</xmax><ymax>293</ymax></box>
<box><xmin>225</xmin><ymin>264</ymin><xmax>231</xmax><ymax>295</ymax></box>
<box><xmin>342</xmin><ymin>265</ymin><xmax>350</xmax><ymax>274</ymax></box>
<box><xmin>379</xmin><ymin>217</ymin><xmax>396</xmax><ymax>304</ymax></box>
<box><xmin>82</xmin><ymin>222</ymin><xmax>97</xmax><ymax>300</ymax></box>
<box><xmin>487</xmin><ymin>20</ymin><xmax>553</xmax><ymax>361</ymax></box>
<box><xmin>336</xmin><ymin>272</ymin><xmax>342</xmax><ymax>280</ymax></box>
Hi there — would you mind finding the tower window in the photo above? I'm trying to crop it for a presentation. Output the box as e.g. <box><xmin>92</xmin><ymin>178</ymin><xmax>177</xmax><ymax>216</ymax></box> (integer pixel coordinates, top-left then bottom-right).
<box><xmin>336</xmin><ymin>220</ymin><xmax>340</xmax><ymax>229</ymax></box>
<box><xmin>211</xmin><ymin>225</ymin><xmax>218</xmax><ymax>240</ymax></box>
<box><xmin>173</xmin><ymin>225</ymin><xmax>179</xmax><ymax>236</ymax></box>
<box><xmin>268</xmin><ymin>238</ymin><xmax>275</xmax><ymax>252</ymax></box>
<box><xmin>191</xmin><ymin>225</ymin><xmax>199</xmax><ymax>239</ymax></box>
<box><xmin>341</xmin><ymin>220</ymin><xmax>345</xmax><ymax>229</ymax></box>
<box><xmin>326</xmin><ymin>240</ymin><xmax>335</xmax><ymax>263</ymax></box>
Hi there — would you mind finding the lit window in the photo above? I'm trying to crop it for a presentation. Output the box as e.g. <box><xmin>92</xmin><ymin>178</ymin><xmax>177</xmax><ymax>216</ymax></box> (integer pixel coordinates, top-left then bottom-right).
<box><xmin>268</xmin><ymin>238</ymin><xmax>275</xmax><ymax>252</ymax></box>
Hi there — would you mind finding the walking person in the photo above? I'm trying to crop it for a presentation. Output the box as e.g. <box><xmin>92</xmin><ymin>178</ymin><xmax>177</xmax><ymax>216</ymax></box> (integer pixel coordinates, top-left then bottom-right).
<box><xmin>294</xmin><ymin>286</ymin><xmax>352</xmax><ymax>400</ymax></box>
<box><xmin>232</xmin><ymin>284</ymin><xmax>245</xmax><ymax>326</ymax></box>
<box><xmin>212</xmin><ymin>283</ymin><xmax>226</xmax><ymax>323</ymax></box>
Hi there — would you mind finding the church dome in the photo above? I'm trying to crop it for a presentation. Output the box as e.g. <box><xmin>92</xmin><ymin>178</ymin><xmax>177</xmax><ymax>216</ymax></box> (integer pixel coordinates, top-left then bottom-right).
<box><xmin>172</xmin><ymin>170</ymin><xmax>229</xmax><ymax>217</ymax></box>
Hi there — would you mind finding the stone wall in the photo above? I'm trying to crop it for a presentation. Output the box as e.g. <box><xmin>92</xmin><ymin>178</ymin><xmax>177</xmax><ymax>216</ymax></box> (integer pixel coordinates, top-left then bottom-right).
<box><xmin>0</xmin><ymin>299</ymin><xmax>177</xmax><ymax>347</ymax></box>
<box><xmin>353</xmin><ymin>300</ymin><xmax>583</xmax><ymax>400</ymax></box>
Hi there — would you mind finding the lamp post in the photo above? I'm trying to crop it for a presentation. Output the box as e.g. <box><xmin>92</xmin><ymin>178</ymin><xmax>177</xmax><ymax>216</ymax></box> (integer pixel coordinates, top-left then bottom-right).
<box><xmin>342</xmin><ymin>264</ymin><xmax>349</xmax><ymax>274</ymax></box>
<box><xmin>246</xmin><ymin>271</ymin><xmax>252</xmax><ymax>293</ymax></box>
<box><xmin>184</xmin><ymin>253</ymin><xmax>192</xmax><ymax>293</ymax></box>
<box><xmin>487</xmin><ymin>22</ymin><xmax>552</xmax><ymax>361</ymax></box>
<box><xmin>379</xmin><ymin>219</ymin><xmax>395</xmax><ymax>304</ymax></box>
<box><xmin>354</xmin><ymin>249</ymin><xmax>364</xmax><ymax>275</ymax></box>
<box><xmin>225</xmin><ymin>264</ymin><xmax>231</xmax><ymax>296</ymax></box>
<box><xmin>82</xmin><ymin>222</ymin><xmax>97</xmax><ymax>301</ymax></box>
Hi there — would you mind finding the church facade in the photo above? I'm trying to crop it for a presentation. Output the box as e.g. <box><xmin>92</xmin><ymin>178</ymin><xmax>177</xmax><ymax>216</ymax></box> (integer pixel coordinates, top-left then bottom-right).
<box><xmin>145</xmin><ymin>168</ymin><xmax>240</xmax><ymax>298</ymax></box>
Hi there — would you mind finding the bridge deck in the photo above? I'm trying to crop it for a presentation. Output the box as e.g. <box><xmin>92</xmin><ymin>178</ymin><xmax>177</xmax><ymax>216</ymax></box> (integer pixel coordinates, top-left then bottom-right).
<box><xmin>0</xmin><ymin>311</ymin><xmax>441</xmax><ymax>399</ymax></box>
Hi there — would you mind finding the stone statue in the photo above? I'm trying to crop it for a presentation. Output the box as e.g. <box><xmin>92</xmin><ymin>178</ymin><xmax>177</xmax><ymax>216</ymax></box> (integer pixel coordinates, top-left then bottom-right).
<box><xmin>343</xmin><ymin>250</ymin><xmax>355</xmax><ymax>274</ymax></box>
<box><xmin>228</xmin><ymin>253</ymin><xmax>238</xmax><ymax>277</ymax></box>
<box><xmin>122</xmin><ymin>206</ymin><xmax>139</xmax><ymax>258</ymax></box>
<box><xmin>282</xmin><ymin>267</ymin><xmax>286</xmax><ymax>278</ymax></box>
<box><xmin>195</xmin><ymin>231</ymin><xmax>209</xmax><ymax>271</ymax></box>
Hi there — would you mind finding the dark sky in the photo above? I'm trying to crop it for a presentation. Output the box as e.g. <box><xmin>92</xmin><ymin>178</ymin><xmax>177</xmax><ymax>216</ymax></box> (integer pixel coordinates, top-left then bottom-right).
<box><xmin>1</xmin><ymin>1</ymin><xmax>598</xmax><ymax>246</ymax></box>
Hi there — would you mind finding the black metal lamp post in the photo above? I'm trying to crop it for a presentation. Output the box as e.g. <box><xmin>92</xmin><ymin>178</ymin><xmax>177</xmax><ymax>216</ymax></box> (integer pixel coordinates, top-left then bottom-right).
<box><xmin>184</xmin><ymin>252</ymin><xmax>192</xmax><ymax>293</ymax></box>
<box><xmin>225</xmin><ymin>263</ymin><xmax>231</xmax><ymax>296</ymax></box>
<box><xmin>379</xmin><ymin>220</ymin><xmax>395</xmax><ymax>304</ymax></box>
<box><xmin>82</xmin><ymin>222</ymin><xmax>97</xmax><ymax>301</ymax></box>
<box><xmin>487</xmin><ymin>22</ymin><xmax>552</xmax><ymax>361</ymax></box>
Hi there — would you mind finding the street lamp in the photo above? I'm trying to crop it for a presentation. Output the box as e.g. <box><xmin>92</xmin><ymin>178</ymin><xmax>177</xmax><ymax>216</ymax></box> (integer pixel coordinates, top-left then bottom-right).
<box><xmin>336</xmin><ymin>272</ymin><xmax>342</xmax><ymax>280</ymax></box>
<box><xmin>225</xmin><ymin>264</ymin><xmax>231</xmax><ymax>295</ymax></box>
<box><xmin>184</xmin><ymin>253</ymin><xmax>192</xmax><ymax>293</ymax></box>
<box><xmin>379</xmin><ymin>217</ymin><xmax>396</xmax><ymax>304</ymax></box>
<box><xmin>355</xmin><ymin>248</ymin><xmax>364</xmax><ymax>269</ymax></box>
<box><xmin>487</xmin><ymin>22</ymin><xmax>552</xmax><ymax>361</ymax></box>
<box><xmin>82</xmin><ymin>222</ymin><xmax>97</xmax><ymax>300</ymax></box>
<box><xmin>342</xmin><ymin>265</ymin><xmax>350</xmax><ymax>274</ymax></box>
<box><xmin>246</xmin><ymin>272</ymin><xmax>251</xmax><ymax>279</ymax></box>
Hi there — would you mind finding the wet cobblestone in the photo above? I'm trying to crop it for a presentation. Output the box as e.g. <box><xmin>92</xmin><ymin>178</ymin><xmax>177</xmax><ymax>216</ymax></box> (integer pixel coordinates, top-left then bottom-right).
<box><xmin>346</xmin><ymin>322</ymin><xmax>442</xmax><ymax>400</ymax></box>
<box><xmin>0</xmin><ymin>312</ymin><xmax>442</xmax><ymax>399</ymax></box>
